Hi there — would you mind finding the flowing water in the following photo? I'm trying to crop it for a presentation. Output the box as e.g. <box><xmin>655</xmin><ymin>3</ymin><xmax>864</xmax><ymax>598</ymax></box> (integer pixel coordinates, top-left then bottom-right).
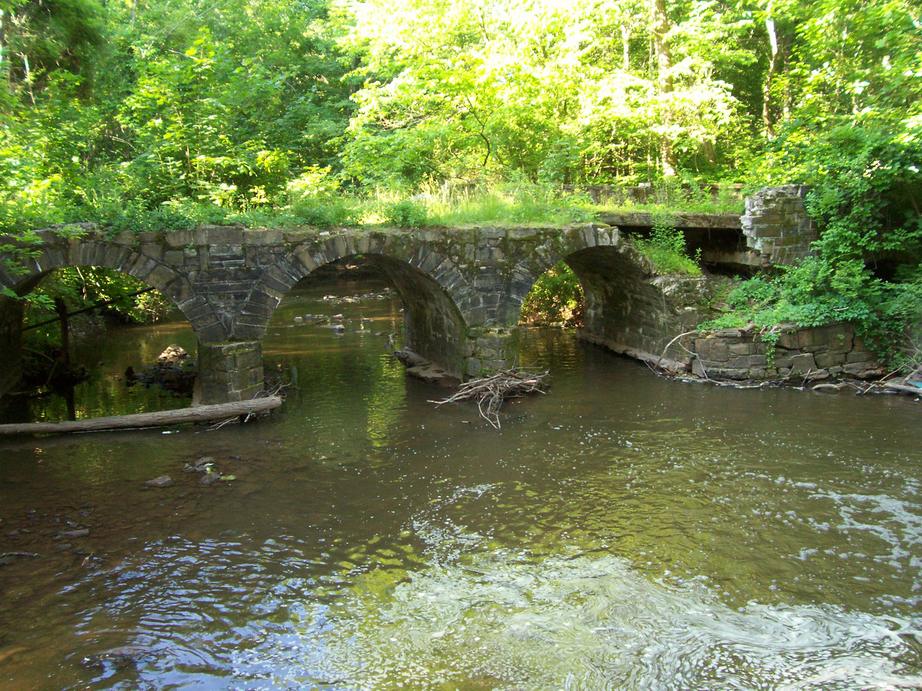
<box><xmin>0</xmin><ymin>279</ymin><xmax>919</xmax><ymax>689</ymax></box>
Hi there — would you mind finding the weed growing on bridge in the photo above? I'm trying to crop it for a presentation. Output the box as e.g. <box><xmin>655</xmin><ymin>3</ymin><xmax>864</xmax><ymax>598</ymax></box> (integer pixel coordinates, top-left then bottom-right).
<box><xmin>632</xmin><ymin>214</ymin><xmax>702</xmax><ymax>276</ymax></box>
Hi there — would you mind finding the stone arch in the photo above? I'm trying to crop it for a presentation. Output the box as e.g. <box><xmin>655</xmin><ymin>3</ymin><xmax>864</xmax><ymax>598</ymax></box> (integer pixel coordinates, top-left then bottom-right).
<box><xmin>1</xmin><ymin>234</ymin><xmax>226</xmax><ymax>342</ymax></box>
<box><xmin>0</xmin><ymin>232</ymin><xmax>233</xmax><ymax>400</ymax></box>
<box><xmin>240</xmin><ymin>233</ymin><xmax>475</xmax><ymax>378</ymax></box>
<box><xmin>501</xmin><ymin>225</ymin><xmax>623</xmax><ymax>323</ymax></box>
<box><xmin>505</xmin><ymin>225</ymin><xmax>707</xmax><ymax>367</ymax></box>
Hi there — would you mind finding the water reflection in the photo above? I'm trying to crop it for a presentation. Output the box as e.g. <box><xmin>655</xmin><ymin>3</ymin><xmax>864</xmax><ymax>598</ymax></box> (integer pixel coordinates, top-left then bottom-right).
<box><xmin>0</xmin><ymin>280</ymin><xmax>919</xmax><ymax>688</ymax></box>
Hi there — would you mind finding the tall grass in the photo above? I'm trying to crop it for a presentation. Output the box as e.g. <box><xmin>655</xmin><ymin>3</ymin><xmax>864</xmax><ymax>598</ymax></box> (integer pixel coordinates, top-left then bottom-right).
<box><xmin>30</xmin><ymin>179</ymin><xmax>746</xmax><ymax>233</ymax></box>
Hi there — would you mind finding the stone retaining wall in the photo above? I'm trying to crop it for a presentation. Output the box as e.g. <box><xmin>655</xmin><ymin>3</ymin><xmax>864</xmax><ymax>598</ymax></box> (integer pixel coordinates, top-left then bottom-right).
<box><xmin>692</xmin><ymin>323</ymin><xmax>882</xmax><ymax>382</ymax></box>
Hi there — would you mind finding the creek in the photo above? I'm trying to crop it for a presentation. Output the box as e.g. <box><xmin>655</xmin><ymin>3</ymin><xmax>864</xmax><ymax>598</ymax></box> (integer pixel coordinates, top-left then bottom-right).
<box><xmin>0</xmin><ymin>278</ymin><xmax>919</xmax><ymax>688</ymax></box>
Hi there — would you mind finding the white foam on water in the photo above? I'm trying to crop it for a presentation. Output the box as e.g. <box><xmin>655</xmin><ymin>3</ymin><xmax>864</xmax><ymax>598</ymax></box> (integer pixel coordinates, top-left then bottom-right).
<box><xmin>285</xmin><ymin>551</ymin><xmax>922</xmax><ymax>689</ymax></box>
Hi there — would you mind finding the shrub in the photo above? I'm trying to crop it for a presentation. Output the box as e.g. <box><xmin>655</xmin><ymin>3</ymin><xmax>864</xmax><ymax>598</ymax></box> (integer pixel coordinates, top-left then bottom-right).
<box><xmin>632</xmin><ymin>214</ymin><xmax>701</xmax><ymax>276</ymax></box>
<box><xmin>520</xmin><ymin>262</ymin><xmax>584</xmax><ymax>326</ymax></box>
<box><xmin>385</xmin><ymin>200</ymin><xmax>428</xmax><ymax>228</ymax></box>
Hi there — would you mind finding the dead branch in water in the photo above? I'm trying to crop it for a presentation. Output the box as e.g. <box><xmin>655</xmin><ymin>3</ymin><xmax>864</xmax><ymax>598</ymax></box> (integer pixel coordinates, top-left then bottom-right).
<box><xmin>429</xmin><ymin>369</ymin><xmax>548</xmax><ymax>429</ymax></box>
<box><xmin>0</xmin><ymin>396</ymin><xmax>283</xmax><ymax>437</ymax></box>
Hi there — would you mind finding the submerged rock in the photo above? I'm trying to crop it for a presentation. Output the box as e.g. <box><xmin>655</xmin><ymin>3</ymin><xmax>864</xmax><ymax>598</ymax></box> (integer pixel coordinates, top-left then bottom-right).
<box><xmin>144</xmin><ymin>475</ymin><xmax>173</xmax><ymax>488</ymax></box>
<box><xmin>56</xmin><ymin>528</ymin><xmax>89</xmax><ymax>540</ymax></box>
<box><xmin>0</xmin><ymin>552</ymin><xmax>39</xmax><ymax>567</ymax></box>
<box><xmin>199</xmin><ymin>472</ymin><xmax>222</xmax><ymax>486</ymax></box>
<box><xmin>81</xmin><ymin>646</ymin><xmax>153</xmax><ymax>671</ymax></box>
<box><xmin>184</xmin><ymin>456</ymin><xmax>215</xmax><ymax>473</ymax></box>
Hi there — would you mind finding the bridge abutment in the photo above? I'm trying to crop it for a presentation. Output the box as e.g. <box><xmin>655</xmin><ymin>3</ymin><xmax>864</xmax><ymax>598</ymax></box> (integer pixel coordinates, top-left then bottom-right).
<box><xmin>194</xmin><ymin>340</ymin><xmax>264</xmax><ymax>405</ymax></box>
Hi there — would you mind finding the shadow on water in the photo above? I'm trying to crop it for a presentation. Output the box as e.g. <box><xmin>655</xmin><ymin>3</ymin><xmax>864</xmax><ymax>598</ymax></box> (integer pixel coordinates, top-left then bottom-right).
<box><xmin>0</xmin><ymin>277</ymin><xmax>919</xmax><ymax>688</ymax></box>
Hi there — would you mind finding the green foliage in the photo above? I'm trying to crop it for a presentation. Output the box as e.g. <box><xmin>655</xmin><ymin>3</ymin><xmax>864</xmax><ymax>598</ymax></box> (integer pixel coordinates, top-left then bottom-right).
<box><xmin>385</xmin><ymin>200</ymin><xmax>428</xmax><ymax>228</ymax></box>
<box><xmin>632</xmin><ymin>214</ymin><xmax>701</xmax><ymax>276</ymax></box>
<box><xmin>704</xmin><ymin>116</ymin><xmax>922</xmax><ymax>364</ymax></box>
<box><xmin>0</xmin><ymin>0</ymin><xmax>920</xmax><ymax>358</ymax></box>
<box><xmin>284</xmin><ymin>167</ymin><xmax>360</xmax><ymax>227</ymax></box>
<box><xmin>424</xmin><ymin>182</ymin><xmax>594</xmax><ymax>227</ymax></box>
<box><xmin>339</xmin><ymin>0</ymin><xmax>746</xmax><ymax>187</ymax></box>
<box><xmin>21</xmin><ymin>266</ymin><xmax>172</xmax><ymax>354</ymax></box>
<box><xmin>520</xmin><ymin>262</ymin><xmax>584</xmax><ymax>327</ymax></box>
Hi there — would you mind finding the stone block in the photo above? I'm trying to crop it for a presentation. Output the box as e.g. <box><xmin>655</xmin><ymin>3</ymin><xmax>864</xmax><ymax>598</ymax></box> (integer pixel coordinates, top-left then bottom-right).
<box><xmin>789</xmin><ymin>353</ymin><xmax>817</xmax><ymax>374</ymax></box>
<box><xmin>197</xmin><ymin>225</ymin><xmax>244</xmax><ymax>245</ymax></box>
<box><xmin>164</xmin><ymin>230</ymin><xmax>195</xmax><ymax>248</ymax></box>
<box><xmin>140</xmin><ymin>243</ymin><xmax>163</xmax><ymax>261</ymax></box>
<box><xmin>244</xmin><ymin>229</ymin><xmax>283</xmax><ymax>245</ymax></box>
<box><xmin>695</xmin><ymin>338</ymin><xmax>730</xmax><ymax>362</ymax></box>
<box><xmin>814</xmin><ymin>351</ymin><xmax>846</xmax><ymax>368</ymax></box>
<box><xmin>708</xmin><ymin>367</ymin><xmax>750</xmax><ymax>380</ymax></box>
<box><xmin>465</xmin><ymin>358</ymin><xmax>482</xmax><ymax>377</ymax></box>
<box><xmin>846</xmin><ymin>350</ymin><xmax>874</xmax><ymax>364</ymax></box>
<box><xmin>776</xmin><ymin>328</ymin><xmax>801</xmax><ymax>349</ymax></box>
<box><xmin>164</xmin><ymin>250</ymin><xmax>185</xmax><ymax>267</ymax></box>
<box><xmin>843</xmin><ymin>362</ymin><xmax>884</xmax><ymax>379</ymax></box>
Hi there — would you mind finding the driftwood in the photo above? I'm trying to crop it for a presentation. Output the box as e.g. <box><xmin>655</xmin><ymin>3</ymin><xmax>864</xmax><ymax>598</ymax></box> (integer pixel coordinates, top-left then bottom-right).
<box><xmin>430</xmin><ymin>369</ymin><xmax>547</xmax><ymax>429</ymax></box>
<box><xmin>0</xmin><ymin>396</ymin><xmax>282</xmax><ymax>437</ymax></box>
<box><xmin>884</xmin><ymin>381</ymin><xmax>922</xmax><ymax>396</ymax></box>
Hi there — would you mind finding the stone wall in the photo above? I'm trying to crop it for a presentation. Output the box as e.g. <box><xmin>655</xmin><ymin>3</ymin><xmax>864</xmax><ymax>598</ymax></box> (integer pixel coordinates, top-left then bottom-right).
<box><xmin>741</xmin><ymin>185</ymin><xmax>816</xmax><ymax>265</ymax></box>
<box><xmin>692</xmin><ymin>323</ymin><xmax>882</xmax><ymax>382</ymax></box>
<box><xmin>566</xmin><ymin>245</ymin><xmax>717</xmax><ymax>368</ymax></box>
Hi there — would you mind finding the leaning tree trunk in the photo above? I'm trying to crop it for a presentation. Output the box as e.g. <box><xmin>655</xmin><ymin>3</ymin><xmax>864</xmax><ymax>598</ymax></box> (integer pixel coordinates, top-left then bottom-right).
<box><xmin>0</xmin><ymin>396</ymin><xmax>283</xmax><ymax>436</ymax></box>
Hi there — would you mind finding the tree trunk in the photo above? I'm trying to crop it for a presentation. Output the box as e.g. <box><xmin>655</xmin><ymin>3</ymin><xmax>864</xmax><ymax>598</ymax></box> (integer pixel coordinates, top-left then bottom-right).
<box><xmin>620</xmin><ymin>24</ymin><xmax>631</xmax><ymax>71</ymax></box>
<box><xmin>54</xmin><ymin>297</ymin><xmax>70</xmax><ymax>369</ymax></box>
<box><xmin>762</xmin><ymin>6</ymin><xmax>780</xmax><ymax>138</ymax></box>
<box><xmin>0</xmin><ymin>396</ymin><xmax>283</xmax><ymax>436</ymax></box>
<box><xmin>651</xmin><ymin>0</ymin><xmax>676</xmax><ymax>177</ymax></box>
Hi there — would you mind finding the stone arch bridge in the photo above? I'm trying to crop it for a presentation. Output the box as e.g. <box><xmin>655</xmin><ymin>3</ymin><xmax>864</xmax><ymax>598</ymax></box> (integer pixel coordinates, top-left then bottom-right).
<box><xmin>0</xmin><ymin>187</ymin><xmax>814</xmax><ymax>403</ymax></box>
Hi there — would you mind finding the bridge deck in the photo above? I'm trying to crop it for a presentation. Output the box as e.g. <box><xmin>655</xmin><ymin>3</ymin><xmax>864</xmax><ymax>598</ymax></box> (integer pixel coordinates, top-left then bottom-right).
<box><xmin>597</xmin><ymin>211</ymin><xmax>742</xmax><ymax>231</ymax></box>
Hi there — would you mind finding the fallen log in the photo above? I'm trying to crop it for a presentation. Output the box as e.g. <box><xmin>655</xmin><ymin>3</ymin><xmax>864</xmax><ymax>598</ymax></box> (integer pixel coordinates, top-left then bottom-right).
<box><xmin>0</xmin><ymin>396</ymin><xmax>283</xmax><ymax>437</ymax></box>
<box><xmin>884</xmin><ymin>381</ymin><xmax>922</xmax><ymax>396</ymax></box>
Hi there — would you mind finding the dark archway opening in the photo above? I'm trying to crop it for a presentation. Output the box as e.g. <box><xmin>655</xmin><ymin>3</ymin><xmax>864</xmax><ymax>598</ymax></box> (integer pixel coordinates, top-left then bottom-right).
<box><xmin>516</xmin><ymin>245</ymin><xmax>696</xmax><ymax>370</ymax></box>
<box><xmin>268</xmin><ymin>254</ymin><xmax>470</xmax><ymax>384</ymax></box>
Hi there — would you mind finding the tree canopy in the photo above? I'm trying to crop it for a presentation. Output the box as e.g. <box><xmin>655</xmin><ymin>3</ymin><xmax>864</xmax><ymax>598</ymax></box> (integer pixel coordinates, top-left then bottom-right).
<box><xmin>1</xmin><ymin>0</ymin><xmax>920</xmax><ymax>358</ymax></box>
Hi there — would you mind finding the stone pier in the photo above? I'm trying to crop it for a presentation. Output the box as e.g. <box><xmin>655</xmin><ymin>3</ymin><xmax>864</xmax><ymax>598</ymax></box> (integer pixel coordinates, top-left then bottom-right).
<box><xmin>194</xmin><ymin>341</ymin><xmax>264</xmax><ymax>404</ymax></box>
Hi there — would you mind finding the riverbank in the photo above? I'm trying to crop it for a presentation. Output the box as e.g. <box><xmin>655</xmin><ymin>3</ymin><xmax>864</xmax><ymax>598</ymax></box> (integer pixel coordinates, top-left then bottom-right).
<box><xmin>582</xmin><ymin>322</ymin><xmax>921</xmax><ymax>400</ymax></box>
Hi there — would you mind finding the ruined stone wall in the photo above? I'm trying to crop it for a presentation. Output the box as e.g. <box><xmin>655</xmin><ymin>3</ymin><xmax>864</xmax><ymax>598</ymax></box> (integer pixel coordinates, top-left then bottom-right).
<box><xmin>741</xmin><ymin>185</ymin><xmax>817</xmax><ymax>265</ymax></box>
<box><xmin>692</xmin><ymin>323</ymin><xmax>882</xmax><ymax>382</ymax></box>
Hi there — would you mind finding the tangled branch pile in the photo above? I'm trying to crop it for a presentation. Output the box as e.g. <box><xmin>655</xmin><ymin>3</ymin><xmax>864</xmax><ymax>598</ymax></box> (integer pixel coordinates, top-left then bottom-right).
<box><xmin>430</xmin><ymin>370</ymin><xmax>548</xmax><ymax>429</ymax></box>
